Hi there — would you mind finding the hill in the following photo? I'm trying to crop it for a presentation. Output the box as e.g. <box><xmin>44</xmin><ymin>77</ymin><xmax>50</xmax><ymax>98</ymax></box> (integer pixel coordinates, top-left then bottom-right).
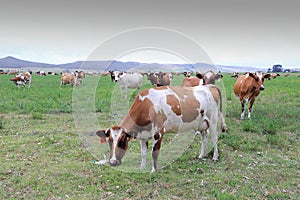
<box><xmin>0</xmin><ymin>56</ymin><xmax>267</xmax><ymax>72</ymax></box>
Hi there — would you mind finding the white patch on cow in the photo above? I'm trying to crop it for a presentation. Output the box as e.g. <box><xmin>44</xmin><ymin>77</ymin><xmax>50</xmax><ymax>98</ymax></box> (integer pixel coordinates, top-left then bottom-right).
<box><xmin>109</xmin><ymin>128</ymin><xmax>123</xmax><ymax>162</ymax></box>
<box><xmin>205</xmin><ymin>71</ymin><xmax>214</xmax><ymax>79</ymax></box>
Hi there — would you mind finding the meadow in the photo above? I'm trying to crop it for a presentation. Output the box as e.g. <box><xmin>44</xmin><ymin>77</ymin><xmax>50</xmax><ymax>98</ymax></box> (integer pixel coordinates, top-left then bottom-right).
<box><xmin>0</xmin><ymin>73</ymin><xmax>299</xmax><ymax>199</ymax></box>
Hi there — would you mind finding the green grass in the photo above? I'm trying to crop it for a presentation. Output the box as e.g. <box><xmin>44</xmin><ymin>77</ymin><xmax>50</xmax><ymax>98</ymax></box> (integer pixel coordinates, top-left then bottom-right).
<box><xmin>0</xmin><ymin>73</ymin><xmax>299</xmax><ymax>199</ymax></box>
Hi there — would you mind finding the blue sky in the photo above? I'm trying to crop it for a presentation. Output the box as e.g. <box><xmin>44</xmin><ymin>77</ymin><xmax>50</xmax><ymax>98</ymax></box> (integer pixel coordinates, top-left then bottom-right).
<box><xmin>1</xmin><ymin>0</ymin><xmax>299</xmax><ymax>67</ymax></box>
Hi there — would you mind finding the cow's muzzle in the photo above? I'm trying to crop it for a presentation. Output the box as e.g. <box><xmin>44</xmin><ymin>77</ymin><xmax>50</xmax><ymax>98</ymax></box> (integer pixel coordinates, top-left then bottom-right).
<box><xmin>260</xmin><ymin>85</ymin><xmax>265</xmax><ymax>91</ymax></box>
<box><xmin>109</xmin><ymin>159</ymin><xmax>121</xmax><ymax>166</ymax></box>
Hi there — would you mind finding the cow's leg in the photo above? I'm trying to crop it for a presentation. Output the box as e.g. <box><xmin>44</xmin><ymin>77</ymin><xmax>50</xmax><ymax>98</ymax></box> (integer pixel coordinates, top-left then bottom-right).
<box><xmin>240</xmin><ymin>99</ymin><xmax>246</xmax><ymax>120</ymax></box>
<box><xmin>248</xmin><ymin>98</ymin><xmax>255</xmax><ymax>119</ymax></box>
<box><xmin>151</xmin><ymin>132</ymin><xmax>162</xmax><ymax>173</ymax></box>
<box><xmin>199</xmin><ymin>130</ymin><xmax>208</xmax><ymax>159</ymax></box>
<box><xmin>211</xmin><ymin>128</ymin><xmax>219</xmax><ymax>161</ymax></box>
<box><xmin>140</xmin><ymin>140</ymin><xmax>148</xmax><ymax>170</ymax></box>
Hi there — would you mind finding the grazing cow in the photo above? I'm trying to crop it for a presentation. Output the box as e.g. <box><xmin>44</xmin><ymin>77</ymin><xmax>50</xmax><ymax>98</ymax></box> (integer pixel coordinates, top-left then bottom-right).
<box><xmin>109</xmin><ymin>71</ymin><xmax>121</xmax><ymax>82</ymax></box>
<box><xmin>36</xmin><ymin>71</ymin><xmax>47</xmax><ymax>76</ymax></box>
<box><xmin>8</xmin><ymin>70</ymin><xmax>18</xmax><ymax>75</ymax></box>
<box><xmin>203</xmin><ymin>70</ymin><xmax>223</xmax><ymax>85</ymax></box>
<box><xmin>96</xmin><ymin>85</ymin><xmax>227</xmax><ymax>172</ymax></box>
<box><xmin>233</xmin><ymin>71</ymin><xmax>269</xmax><ymax>119</ymax></box>
<box><xmin>284</xmin><ymin>73</ymin><xmax>290</xmax><ymax>77</ymax></box>
<box><xmin>231</xmin><ymin>72</ymin><xmax>239</xmax><ymax>79</ymax></box>
<box><xmin>297</xmin><ymin>74</ymin><xmax>300</xmax><ymax>78</ymax></box>
<box><xmin>271</xmin><ymin>73</ymin><xmax>280</xmax><ymax>79</ymax></box>
<box><xmin>10</xmin><ymin>72</ymin><xmax>32</xmax><ymax>88</ymax></box>
<box><xmin>182</xmin><ymin>73</ymin><xmax>205</xmax><ymax>87</ymax></box>
<box><xmin>75</xmin><ymin>70</ymin><xmax>85</xmax><ymax>85</ymax></box>
<box><xmin>118</xmin><ymin>72</ymin><xmax>143</xmax><ymax>98</ymax></box>
<box><xmin>61</xmin><ymin>73</ymin><xmax>77</xmax><ymax>86</ymax></box>
<box><xmin>147</xmin><ymin>72</ymin><xmax>172</xmax><ymax>87</ymax></box>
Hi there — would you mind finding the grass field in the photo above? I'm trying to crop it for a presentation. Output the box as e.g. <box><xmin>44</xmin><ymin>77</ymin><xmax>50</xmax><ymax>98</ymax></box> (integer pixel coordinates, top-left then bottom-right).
<box><xmin>0</xmin><ymin>73</ymin><xmax>299</xmax><ymax>199</ymax></box>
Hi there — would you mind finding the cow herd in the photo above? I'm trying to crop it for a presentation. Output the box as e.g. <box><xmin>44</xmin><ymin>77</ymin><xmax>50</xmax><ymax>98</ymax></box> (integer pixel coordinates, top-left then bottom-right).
<box><xmin>3</xmin><ymin>69</ymin><xmax>296</xmax><ymax>172</ymax></box>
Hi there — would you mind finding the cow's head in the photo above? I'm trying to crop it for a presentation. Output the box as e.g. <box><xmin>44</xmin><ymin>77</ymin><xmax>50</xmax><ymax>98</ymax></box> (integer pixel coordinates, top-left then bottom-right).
<box><xmin>96</xmin><ymin>126</ymin><xmax>132</xmax><ymax>166</ymax></box>
<box><xmin>249</xmin><ymin>72</ymin><xmax>269</xmax><ymax>91</ymax></box>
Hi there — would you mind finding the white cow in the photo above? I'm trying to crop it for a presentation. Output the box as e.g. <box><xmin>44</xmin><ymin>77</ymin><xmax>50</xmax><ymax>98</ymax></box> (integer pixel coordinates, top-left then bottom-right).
<box><xmin>118</xmin><ymin>73</ymin><xmax>143</xmax><ymax>98</ymax></box>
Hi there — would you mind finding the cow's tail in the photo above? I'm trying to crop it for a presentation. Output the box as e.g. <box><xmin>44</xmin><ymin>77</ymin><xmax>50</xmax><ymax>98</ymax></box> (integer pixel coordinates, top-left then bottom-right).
<box><xmin>215</xmin><ymin>86</ymin><xmax>227</xmax><ymax>133</ymax></box>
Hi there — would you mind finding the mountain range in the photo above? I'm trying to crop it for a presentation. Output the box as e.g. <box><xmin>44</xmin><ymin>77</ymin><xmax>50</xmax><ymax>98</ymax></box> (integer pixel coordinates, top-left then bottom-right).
<box><xmin>0</xmin><ymin>56</ymin><xmax>266</xmax><ymax>73</ymax></box>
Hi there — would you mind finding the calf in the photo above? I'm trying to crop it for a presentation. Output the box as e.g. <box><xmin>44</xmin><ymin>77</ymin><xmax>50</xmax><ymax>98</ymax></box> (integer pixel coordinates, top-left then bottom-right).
<box><xmin>234</xmin><ymin>72</ymin><xmax>269</xmax><ymax>119</ymax></box>
<box><xmin>96</xmin><ymin>85</ymin><xmax>227</xmax><ymax>172</ymax></box>
<box><xmin>10</xmin><ymin>72</ymin><xmax>32</xmax><ymax>88</ymax></box>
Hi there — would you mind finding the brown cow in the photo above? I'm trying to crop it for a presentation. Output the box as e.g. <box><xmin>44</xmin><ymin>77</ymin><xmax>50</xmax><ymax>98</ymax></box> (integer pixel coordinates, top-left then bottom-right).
<box><xmin>75</xmin><ymin>70</ymin><xmax>85</xmax><ymax>85</ymax></box>
<box><xmin>233</xmin><ymin>72</ymin><xmax>269</xmax><ymax>119</ymax></box>
<box><xmin>61</xmin><ymin>73</ymin><xmax>77</xmax><ymax>86</ymax></box>
<box><xmin>147</xmin><ymin>72</ymin><xmax>172</xmax><ymax>86</ymax></box>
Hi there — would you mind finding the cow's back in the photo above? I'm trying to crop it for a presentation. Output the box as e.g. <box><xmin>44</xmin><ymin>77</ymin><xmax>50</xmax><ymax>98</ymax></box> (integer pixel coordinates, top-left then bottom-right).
<box><xmin>121</xmin><ymin>86</ymin><xmax>216</xmax><ymax>134</ymax></box>
<box><xmin>119</xmin><ymin>73</ymin><xmax>143</xmax><ymax>89</ymax></box>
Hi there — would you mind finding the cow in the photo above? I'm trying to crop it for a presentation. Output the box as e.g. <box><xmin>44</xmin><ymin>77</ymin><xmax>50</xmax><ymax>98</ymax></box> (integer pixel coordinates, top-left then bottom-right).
<box><xmin>233</xmin><ymin>71</ymin><xmax>269</xmax><ymax>119</ymax></box>
<box><xmin>284</xmin><ymin>73</ymin><xmax>290</xmax><ymax>77</ymax></box>
<box><xmin>203</xmin><ymin>70</ymin><xmax>223</xmax><ymax>85</ymax></box>
<box><xmin>271</xmin><ymin>73</ymin><xmax>280</xmax><ymax>79</ymax></box>
<box><xmin>10</xmin><ymin>72</ymin><xmax>32</xmax><ymax>88</ymax></box>
<box><xmin>231</xmin><ymin>72</ymin><xmax>239</xmax><ymax>79</ymax></box>
<box><xmin>297</xmin><ymin>74</ymin><xmax>300</xmax><ymax>78</ymax></box>
<box><xmin>109</xmin><ymin>71</ymin><xmax>121</xmax><ymax>82</ymax></box>
<box><xmin>118</xmin><ymin>72</ymin><xmax>143</xmax><ymax>98</ymax></box>
<box><xmin>61</xmin><ymin>73</ymin><xmax>77</xmax><ymax>86</ymax></box>
<box><xmin>96</xmin><ymin>85</ymin><xmax>227</xmax><ymax>172</ymax></box>
<box><xmin>147</xmin><ymin>72</ymin><xmax>172</xmax><ymax>87</ymax></box>
<box><xmin>182</xmin><ymin>73</ymin><xmax>205</xmax><ymax>87</ymax></box>
<box><xmin>36</xmin><ymin>71</ymin><xmax>47</xmax><ymax>76</ymax></box>
<box><xmin>75</xmin><ymin>70</ymin><xmax>85</xmax><ymax>85</ymax></box>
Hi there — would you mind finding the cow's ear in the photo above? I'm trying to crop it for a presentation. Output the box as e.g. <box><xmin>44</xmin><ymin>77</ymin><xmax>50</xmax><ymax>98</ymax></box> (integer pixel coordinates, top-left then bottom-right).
<box><xmin>96</xmin><ymin>129</ymin><xmax>110</xmax><ymax>144</ymax></box>
<box><xmin>96</xmin><ymin>129</ymin><xmax>110</xmax><ymax>138</ymax></box>
<box><xmin>196</xmin><ymin>73</ymin><xmax>203</xmax><ymax>79</ymax></box>
<box><xmin>249</xmin><ymin>73</ymin><xmax>259</xmax><ymax>81</ymax></box>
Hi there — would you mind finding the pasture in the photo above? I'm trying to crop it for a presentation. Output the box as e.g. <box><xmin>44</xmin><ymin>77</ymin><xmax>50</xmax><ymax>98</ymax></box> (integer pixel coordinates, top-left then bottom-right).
<box><xmin>0</xmin><ymin>73</ymin><xmax>299</xmax><ymax>199</ymax></box>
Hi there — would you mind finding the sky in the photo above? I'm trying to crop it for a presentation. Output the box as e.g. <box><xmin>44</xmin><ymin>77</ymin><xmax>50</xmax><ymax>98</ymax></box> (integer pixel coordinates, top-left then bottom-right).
<box><xmin>0</xmin><ymin>0</ymin><xmax>299</xmax><ymax>68</ymax></box>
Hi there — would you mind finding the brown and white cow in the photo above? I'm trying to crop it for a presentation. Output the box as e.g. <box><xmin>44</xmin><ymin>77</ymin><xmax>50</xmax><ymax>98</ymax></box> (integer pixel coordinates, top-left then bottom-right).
<box><xmin>233</xmin><ymin>71</ymin><xmax>269</xmax><ymax>119</ymax></box>
<box><xmin>75</xmin><ymin>70</ymin><xmax>85</xmax><ymax>85</ymax></box>
<box><xmin>203</xmin><ymin>70</ymin><xmax>223</xmax><ymax>85</ymax></box>
<box><xmin>61</xmin><ymin>73</ymin><xmax>77</xmax><ymax>86</ymax></box>
<box><xmin>96</xmin><ymin>85</ymin><xmax>227</xmax><ymax>172</ymax></box>
<box><xmin>147</xmin><ymin>72</ymin><xmax>172</xmax><ymax>87</ymax></box>
<box><xmin>271</xmin><ymin>73</ymin><xmax>280</xmax><ymax>79</ymax></box>
<box><xmin>182</xmin><ymin>73</ymin><xmax>205</xmax><ymax>87</ymax></box>
<box><xmin>10</xmin><ymin>72</ymin><xmax>32</xmax><ymax>88</ymax></box>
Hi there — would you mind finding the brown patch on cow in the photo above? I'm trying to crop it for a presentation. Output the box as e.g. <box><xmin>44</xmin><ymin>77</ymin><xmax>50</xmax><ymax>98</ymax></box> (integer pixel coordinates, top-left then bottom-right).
<box><xmin>166</xmin><ymin>94</ymin><xmax>181</xmax><ymax>115</ymax></box>
<box><xmin>153</xmin><ymin>86</ymin><xmax>168</xmax><ymax>90</ymax></box>
<box><xmin>208</xmin><ymin>85</ymin><xmax>220</xmax><ymax>105</ymax></box>
<box><xmin>154</xmin><ymin>133</ymin><xmax>160</xmax><ymax>140</ymax></box>
<box><xmin>171</xmin><ymin>87</ymin><xmax>200</xmax><ymax>123</ymax></box>
<box><xmin>182</xmin><ymin>77</ymin><xmax>201</xmax><ymax>87</ymax></box>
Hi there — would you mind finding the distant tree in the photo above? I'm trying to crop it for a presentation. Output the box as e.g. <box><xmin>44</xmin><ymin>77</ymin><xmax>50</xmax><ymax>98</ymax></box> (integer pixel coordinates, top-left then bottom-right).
<box><xmin>267</xmin><ymin>68</ymin><xmax>272</xmax><ymax>73</ymax></box>
<box><xmin>272</xmin><ymin>65</ymin><xmax>283</xmax><ymax>72</ymax></box>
